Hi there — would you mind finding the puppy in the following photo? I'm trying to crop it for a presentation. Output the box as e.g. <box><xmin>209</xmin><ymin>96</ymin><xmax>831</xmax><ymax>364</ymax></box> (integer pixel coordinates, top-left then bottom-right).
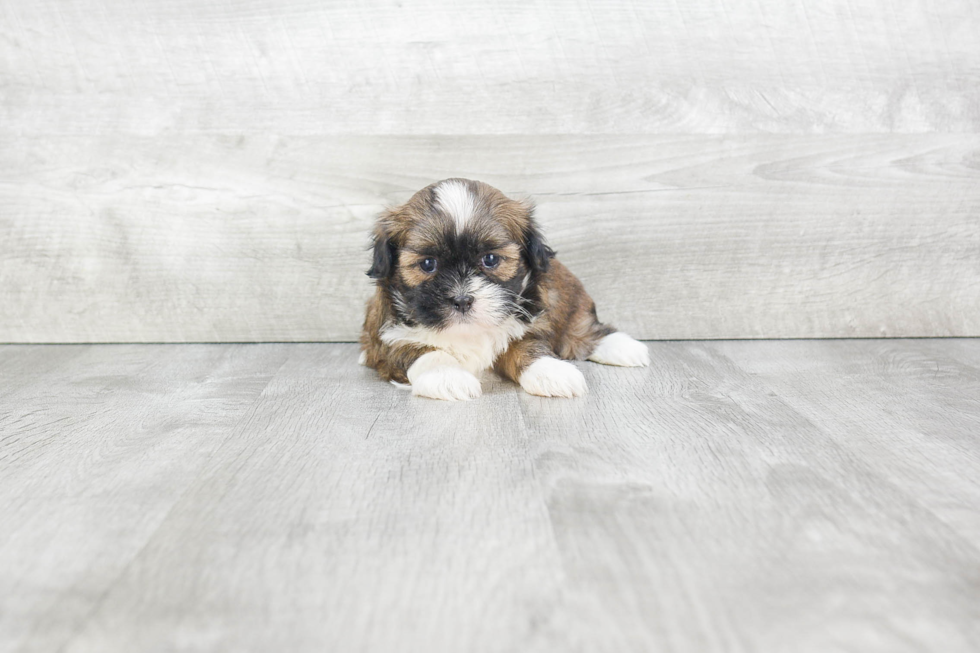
<box><xmin>359</xmin><ymin>178</ymin><xmax>649</xmax><ymax>400</ymax></box>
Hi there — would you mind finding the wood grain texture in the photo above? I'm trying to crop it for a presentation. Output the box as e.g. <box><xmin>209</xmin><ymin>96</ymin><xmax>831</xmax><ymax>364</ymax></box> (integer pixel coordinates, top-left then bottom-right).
<box><xmin>0</xmin><ymin>343</ymin><xmax>293</xmax><ymax>652</ymax></box>
<box><xmin>3</xmin><ymin>0</ymin><xmax>979</xmax><ymax>341</ymax></box>
<box><xmin>2</xmin><ymin>134</ymin><xmax>978</xmax><ymax>342</ymax></box>
<box><xmin>1</xmin><ymin>340</ymin><xmax>979</xmax><ymax>652</ymax></box>
<box><xmin>713</xmin><ymin>339</ymin><xmax>980</xmax><ymax>543</ymax></box>
<box><xmin>1</xmin><ymin>0</ymin><xmax>978</xmax><ymax>134</ymax></box>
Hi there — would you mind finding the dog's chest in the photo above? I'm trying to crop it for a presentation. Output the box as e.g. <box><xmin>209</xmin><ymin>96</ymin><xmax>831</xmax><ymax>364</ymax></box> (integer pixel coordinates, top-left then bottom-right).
<box><xmin>381</xmin><ymin>318</ymin><xmax>527</xmax><ymax>374</ymax></box>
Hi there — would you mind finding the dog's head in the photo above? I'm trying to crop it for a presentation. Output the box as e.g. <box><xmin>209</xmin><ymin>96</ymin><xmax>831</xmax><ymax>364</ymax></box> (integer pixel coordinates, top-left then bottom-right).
<box><xmin>367</xmin><ymin>178</ymin><xmax>554</xmax><ymax>329</ymax></box>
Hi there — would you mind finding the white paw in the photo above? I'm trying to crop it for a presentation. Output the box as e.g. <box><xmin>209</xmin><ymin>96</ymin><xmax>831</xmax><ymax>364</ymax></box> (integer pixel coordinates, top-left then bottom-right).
<box><xmin>587</xmin><ymin>332</ymin><xmax>650</xmax><ymax>367</ymax></box>
<box><xmin>407</xmin><ymin>351</ymin><xmax>482</xmax><ymax>401</ymax></box>
<box><xmin>358</xmin><ymin>350</ymin><xmax>367</xmax><ymax>365</ymax></box>
<box><xmin>411</xmin><ymin>367</ymin><xmax>482</xmax><ymax>401</ymax></box>
<box><xmin>520</xmin><ymin>357</ymin><xmax>587</xmax><ymax>398</ymax></box>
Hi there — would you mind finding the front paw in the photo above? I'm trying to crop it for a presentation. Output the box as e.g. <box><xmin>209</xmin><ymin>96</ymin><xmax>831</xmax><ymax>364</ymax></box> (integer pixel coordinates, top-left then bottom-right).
<box><xmin>412</xmin><ymin>366</ymin><xmax>482</xmax><ymax>401</ymax></box>
<box><xmin>406</xmin><ymin>350</ymin><xmax>482</xmax><ymax>401</ymax></box>
<box><xmin>519</xmin><ymin>357</ymin><xmax>587</xmax><ymax>398</ymax></box>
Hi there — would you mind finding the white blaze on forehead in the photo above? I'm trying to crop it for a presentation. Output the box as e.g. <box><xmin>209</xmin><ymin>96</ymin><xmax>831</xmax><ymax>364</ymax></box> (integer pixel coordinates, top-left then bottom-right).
<box><xmin>434</xmin><ymin>180</ymin><xmax>476</xmax><ymax>232</ymax></box>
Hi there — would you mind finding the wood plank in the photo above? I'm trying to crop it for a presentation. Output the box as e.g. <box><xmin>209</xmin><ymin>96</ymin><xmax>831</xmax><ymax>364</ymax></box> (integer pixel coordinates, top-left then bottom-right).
<box><xmin>2</xmin><ymin>341</ymin><xmax>978</xmax><ymax>651</ymax></box>
<box><xmin>1</xmin><ymin>0</ymin><xmax>977</xmax><ymax>134</ymax></box>
<box><xmin>0</xmin><ymin>344</ymin><xmax>291</xmax><ymax>653</ymax></box>
<box><xmin>525</xmin><ymin>340</ymin><xmax>980</xmax><ymax>651</ymax></box>
<box><xmin>712</xmin><ymin>338</ymin><xmax>980</xmax><ymax>542</ymax></box>
<box><xmin>2</xmin><ymin>134</ymin><xmax>978</xmax><ymax>342</ymax></box>
<box><xmin>44</xmin><ymin>345</ymin><xmax>567</xmax><ymax>652</ymax></box>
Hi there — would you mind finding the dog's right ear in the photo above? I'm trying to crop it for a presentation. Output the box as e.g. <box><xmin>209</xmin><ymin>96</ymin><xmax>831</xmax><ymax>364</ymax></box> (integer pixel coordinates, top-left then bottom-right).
<box><xmin>366</xmin><ymin>210</ymin><xmax>401</xmax><ymax>280</ymax></box>
<box><xmin>366</xmin><ymin>232</ymin><xmax>397</xmax><ymax>280</ymax></box>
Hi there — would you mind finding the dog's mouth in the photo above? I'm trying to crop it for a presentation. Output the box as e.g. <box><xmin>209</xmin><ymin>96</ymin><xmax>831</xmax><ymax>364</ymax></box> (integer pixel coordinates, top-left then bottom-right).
<box><xmin>437</xmin><ymin>275</ymin><xmax>522</xmax><ymax>329</ymax></box>
<box><xmin>446</xmin><ymin>305</ymin><xmax>491</xmax><ymax>327</ymax></box>
<box><xmin>444</xmin><ymin>297</ymin><xmax>508</xmax><ymax>329</ymax></box>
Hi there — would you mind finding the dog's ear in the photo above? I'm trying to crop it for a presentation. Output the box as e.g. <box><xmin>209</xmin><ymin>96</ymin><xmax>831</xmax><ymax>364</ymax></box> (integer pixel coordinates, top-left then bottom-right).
<box><xmin>519</xmin><ymin>200</ymin><xmax>555</xmax><ymax>273</ymax></box>
<box><xmin>366</xmin><ymin>234</ymin><xmax>397</xmax><ymax>279</ymax></box>
<box><xmin>366</xmin><ymin>211</ymin><xmax>400</xmax><ymax>280</ymax></box>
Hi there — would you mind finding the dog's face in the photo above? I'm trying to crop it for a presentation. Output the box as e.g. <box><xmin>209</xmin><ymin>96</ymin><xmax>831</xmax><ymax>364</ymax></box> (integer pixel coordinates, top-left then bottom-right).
<box><xmin>367</xmin><ymin>178</ymin><xmax>554</xmax><ymax>330</ymax></box>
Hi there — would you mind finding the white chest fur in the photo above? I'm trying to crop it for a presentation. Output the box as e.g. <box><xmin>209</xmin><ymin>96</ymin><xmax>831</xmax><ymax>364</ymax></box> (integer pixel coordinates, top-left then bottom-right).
<box><xmin>380</xmin><ymin>317</ymin><xmax>528</xmax><ymax>374</ymax></box>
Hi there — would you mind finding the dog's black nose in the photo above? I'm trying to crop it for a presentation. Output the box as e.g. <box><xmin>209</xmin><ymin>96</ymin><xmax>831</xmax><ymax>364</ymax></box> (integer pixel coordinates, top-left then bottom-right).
<box><xmin>452</xmin><ymin>295</ymin><xmax>474</xmax><ymax>313</ymax></box>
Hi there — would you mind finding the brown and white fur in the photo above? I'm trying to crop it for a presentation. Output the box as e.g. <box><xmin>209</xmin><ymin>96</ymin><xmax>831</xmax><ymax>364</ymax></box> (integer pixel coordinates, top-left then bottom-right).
<box><xmin>359</xmin><ymin>178</ymin><xmax>649</xmax><ymax>400</ymax></box>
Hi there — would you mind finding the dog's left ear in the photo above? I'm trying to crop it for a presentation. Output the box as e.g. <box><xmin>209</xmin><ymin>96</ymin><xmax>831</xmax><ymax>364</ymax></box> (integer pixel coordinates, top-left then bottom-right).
<box><xmin>518</xmin><ymin>200</ymin><xmax>555</xmax><ymax>273</ymax></box>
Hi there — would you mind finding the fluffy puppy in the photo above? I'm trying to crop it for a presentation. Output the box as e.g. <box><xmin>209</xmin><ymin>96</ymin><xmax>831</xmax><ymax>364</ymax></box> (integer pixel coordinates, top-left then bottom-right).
<box><xmin>359</xmin><ymin>178</ymin><xmax>649</xmax><ymax>400</ymax></box>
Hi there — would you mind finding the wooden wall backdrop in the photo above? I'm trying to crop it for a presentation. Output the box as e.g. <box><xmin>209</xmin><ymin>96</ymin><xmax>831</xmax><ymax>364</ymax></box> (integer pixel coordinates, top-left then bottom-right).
<box><xmin>1</xmin><ymin>0</ymin><xmax>978</xmax><ymax>342</ymax></box>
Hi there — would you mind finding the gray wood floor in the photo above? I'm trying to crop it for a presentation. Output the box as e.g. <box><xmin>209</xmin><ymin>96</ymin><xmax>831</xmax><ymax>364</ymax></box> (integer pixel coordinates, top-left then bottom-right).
<box><xmin>1</xmin><ymin>340</ymin><xmax>979</xmax><ymax>652</ymax></box>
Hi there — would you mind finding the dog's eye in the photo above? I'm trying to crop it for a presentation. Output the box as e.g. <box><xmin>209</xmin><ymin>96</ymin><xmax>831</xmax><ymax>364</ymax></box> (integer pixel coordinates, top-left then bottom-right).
<box><xmin>481</xmin><ymin>253</ymin><xmax>500</xmax><ymax>269</ymax></box>
<box><xmin>419</xmin><ymin>257</ymin><xmax>437</xmax><ymax>273</ymax></box>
